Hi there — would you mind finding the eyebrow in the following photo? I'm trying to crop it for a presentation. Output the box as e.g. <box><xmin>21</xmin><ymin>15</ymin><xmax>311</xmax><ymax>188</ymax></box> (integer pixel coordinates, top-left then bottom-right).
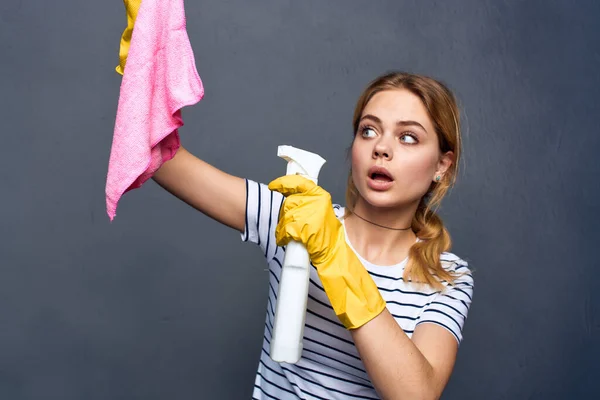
<box><xmin>360</xmin><ymin>114</ymin><xmax>428</xmax><ymax>134</ymax></box>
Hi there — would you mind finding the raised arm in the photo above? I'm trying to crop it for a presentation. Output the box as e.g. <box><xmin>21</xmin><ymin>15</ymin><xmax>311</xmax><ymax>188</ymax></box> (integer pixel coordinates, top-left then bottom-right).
<box><xmin>152</xmin><ymin>146</ymin><xmax>247</xmax><ymax>233</ymax></box>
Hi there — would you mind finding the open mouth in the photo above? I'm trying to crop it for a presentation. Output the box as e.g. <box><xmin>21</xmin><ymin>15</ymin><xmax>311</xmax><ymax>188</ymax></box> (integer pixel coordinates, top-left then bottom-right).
<box><xmin>368</xmin><ymin>166</ymin><xmax>394</xmax><ymax>182</ymax></box>
<box><xmin>370</xmin><ymin>172</ymin><xmax>393</xmax><ymax>182</ymax></box>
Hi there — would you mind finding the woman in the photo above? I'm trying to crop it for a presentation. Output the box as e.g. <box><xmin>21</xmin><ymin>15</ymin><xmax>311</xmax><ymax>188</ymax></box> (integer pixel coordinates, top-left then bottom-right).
<box><xmin>152</xmin><ymin>72</ymin><xmax>474</xmax><ymax>399</ymax></box>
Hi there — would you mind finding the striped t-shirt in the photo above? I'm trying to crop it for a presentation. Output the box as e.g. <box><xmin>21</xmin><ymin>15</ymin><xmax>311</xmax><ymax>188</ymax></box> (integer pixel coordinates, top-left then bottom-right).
<box><xmin>241</xmin><ymin>179</ymin><xmax>474</xmax><ymax>399</ymax></box>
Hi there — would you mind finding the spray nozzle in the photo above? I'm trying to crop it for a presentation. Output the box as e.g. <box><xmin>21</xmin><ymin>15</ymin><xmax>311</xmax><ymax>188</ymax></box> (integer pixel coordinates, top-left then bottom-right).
<box><xmin>277</xmin><ymin>145</ymin><xmax>326</xmax><ymax>184</ymax></box>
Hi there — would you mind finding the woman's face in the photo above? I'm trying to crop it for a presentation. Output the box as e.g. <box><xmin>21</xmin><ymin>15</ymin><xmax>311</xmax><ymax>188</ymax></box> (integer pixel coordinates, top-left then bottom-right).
<box><xmin>351</xmin><ymin>89</ymin><xmax>453</xmax><ymax>210</ymax></box>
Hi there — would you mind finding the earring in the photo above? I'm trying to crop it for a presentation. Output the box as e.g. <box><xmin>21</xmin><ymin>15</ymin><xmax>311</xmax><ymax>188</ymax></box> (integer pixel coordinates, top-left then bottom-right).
<box><xmin>435</xmin><ymin>175</ymin><xmax>441</xmax><ymax>182</ymax></box>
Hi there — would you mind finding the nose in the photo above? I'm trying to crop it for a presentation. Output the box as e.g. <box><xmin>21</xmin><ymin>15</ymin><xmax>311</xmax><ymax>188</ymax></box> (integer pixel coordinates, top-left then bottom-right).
<box><xmin>372</xmin><ymin>138</ymin><xmax>393</xmax><ymax>160</ymax></box>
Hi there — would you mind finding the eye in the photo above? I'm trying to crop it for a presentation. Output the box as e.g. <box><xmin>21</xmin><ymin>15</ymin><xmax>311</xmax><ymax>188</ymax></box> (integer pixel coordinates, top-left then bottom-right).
<box><xmin>359</xmin><ymin>125</ymin><xmax>377</xmax><ymax>138</ymax></box>
<box><xmin>400</xmin><ymin>132</ymin><xmax>418</xmax><ymax>144</ymax></box>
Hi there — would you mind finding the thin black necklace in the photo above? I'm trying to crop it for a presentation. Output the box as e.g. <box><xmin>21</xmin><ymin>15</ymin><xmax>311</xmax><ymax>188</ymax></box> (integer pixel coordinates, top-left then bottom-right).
<box><xmin>351</xmin><ymin>212</ymin><xmax>413</xmax><ymax>231</ymax></box>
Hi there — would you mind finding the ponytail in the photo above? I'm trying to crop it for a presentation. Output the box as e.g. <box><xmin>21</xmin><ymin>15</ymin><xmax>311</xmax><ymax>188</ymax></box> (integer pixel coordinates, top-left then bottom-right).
<box><xmin>404</xmin><ymin>200</ymin><xmax>455</xmax><ymax>291</ymax></box>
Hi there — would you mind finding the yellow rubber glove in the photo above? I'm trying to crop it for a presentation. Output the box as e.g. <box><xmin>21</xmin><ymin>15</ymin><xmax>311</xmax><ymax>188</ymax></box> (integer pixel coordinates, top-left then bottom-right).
<box><xmin>268</xmin><ymin>174</ymin><xmax>387</xmax><ymax>330</ymax></box>
<box><xmin>115</xmin><ymin>0</ymin><xmax>143</xmax><ymax>75</ymax></box>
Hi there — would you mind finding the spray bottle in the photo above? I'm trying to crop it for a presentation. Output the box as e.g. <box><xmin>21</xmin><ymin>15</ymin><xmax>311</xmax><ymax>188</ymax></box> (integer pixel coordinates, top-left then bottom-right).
<box><xmin>269</xmin><ymin>145</ymin><xmax>326</xmax><ymax>364</ymax></box>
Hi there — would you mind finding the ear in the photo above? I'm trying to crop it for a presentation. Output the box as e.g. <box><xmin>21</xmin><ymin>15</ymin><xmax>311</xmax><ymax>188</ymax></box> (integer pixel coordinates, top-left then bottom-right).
<box><xmin>434</xmin><ymin>151</ymin><xmax>454</xmax><ymax>180</ymax></box>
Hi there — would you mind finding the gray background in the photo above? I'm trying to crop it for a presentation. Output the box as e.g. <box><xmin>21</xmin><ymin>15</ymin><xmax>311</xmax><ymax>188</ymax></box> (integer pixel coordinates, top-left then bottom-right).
<box><xmin>1</xmin><ymin>0</ymin><xmax>598</xmax><ymax>398</ymax></box>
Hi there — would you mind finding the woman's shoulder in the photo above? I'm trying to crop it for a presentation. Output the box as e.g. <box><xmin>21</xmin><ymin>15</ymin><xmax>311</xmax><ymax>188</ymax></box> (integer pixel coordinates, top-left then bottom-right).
<box><xmin>439</xmin><ymin>251</ymin><xmax>470</xmax><ymax>271</ymax></box>
<box><xmin>439</xmin><ymin>251</ymin><xmax>474</xmax><ymax>287</ymax></box>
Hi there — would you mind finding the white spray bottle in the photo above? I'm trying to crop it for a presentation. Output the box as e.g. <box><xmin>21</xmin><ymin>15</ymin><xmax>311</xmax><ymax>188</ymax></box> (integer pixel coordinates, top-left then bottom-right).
<box><xmin>270</xmin><ymin>145</ymin><xmax>326</xmax><ymax>364</ymax></box>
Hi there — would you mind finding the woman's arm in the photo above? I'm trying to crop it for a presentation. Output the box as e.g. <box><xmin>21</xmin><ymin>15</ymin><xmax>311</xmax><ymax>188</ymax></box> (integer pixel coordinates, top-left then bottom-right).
<box><xmin>152</xmin><ymin>145</ymin><xmax>247</xmax><ymax>233</ymax></box>
<box><xmin>351</xmin><ymin>310</ymin><xmax>458</xmax><ymax>400</ymax></box>
<box><xmin>266</xmin><ymin>174</ymin><xmax>467</xmax><ymax>398</ymax></box>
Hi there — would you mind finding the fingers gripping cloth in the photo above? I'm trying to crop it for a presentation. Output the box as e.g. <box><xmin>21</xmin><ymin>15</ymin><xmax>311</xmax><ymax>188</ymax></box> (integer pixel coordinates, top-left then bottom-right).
<box><xmin>268</xmin><ymin>175</ymin><xmax>387</xmax><ymax>330</ymax></box>
<box><xmin>105</xmin><ymin>0</ymin><xmax>204</xmax><ymax>220</ymax></box>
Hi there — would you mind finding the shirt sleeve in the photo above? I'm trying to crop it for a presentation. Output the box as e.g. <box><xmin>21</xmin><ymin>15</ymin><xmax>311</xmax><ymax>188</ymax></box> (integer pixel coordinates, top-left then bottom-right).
<box><xmin>240</xmin><ymin>179</ymin><xmax>285</xmax><ymax>262</ymax></box>
<box><xmin>416</xmin><ymin>261</ymin><xmax>474</xmax><ymax>345</ymax></box>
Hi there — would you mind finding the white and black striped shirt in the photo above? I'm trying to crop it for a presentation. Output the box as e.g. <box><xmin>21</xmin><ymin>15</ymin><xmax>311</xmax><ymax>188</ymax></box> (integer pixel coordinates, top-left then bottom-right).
<box><xmin>241</xmin><ymin>179</ymin><xmax>474</xmax><ymax>399</ymax></box>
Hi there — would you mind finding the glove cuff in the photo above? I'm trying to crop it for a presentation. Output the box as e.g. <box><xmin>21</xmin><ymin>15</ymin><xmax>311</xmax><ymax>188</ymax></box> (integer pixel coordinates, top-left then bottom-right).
<box><xmin>315</xmin><ymin>233</ymin><xmax>387</xmax><ymax>330</ymax></box>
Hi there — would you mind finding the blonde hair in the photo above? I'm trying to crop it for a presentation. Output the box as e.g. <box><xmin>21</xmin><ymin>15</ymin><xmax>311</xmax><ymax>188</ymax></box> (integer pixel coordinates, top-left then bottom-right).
<box><xmin>345</xmin><ymin>71</ymin><xmax>462</xmax><ymax>290</ymax></box>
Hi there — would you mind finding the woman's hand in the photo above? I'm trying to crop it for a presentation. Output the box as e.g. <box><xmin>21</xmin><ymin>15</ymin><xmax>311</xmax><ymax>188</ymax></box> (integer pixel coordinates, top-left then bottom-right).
<box><xmin>268</xmin><ymin>174</ymin><xmax>341</xmax><ymax>265</ymax></box>
<box><xmin>268</xmin><ymin>174</ymin><xmax>386</xmax><ymax>329</ymax></box>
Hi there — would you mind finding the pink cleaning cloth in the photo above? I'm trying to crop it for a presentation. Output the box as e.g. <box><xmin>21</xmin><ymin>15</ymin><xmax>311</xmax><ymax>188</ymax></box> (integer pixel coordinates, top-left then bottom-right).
<box><xmin>105</xmin><ymin>0</ymin><xmax>204</xmax><ymax>221</ymax></box>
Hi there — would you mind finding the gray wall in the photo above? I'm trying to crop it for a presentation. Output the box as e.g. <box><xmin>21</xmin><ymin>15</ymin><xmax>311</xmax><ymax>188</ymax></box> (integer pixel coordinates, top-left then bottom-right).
<box><xmin>1</xmin><ymin>0</ymin><xmax>598</xmax><ymax>398</ymax></box>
